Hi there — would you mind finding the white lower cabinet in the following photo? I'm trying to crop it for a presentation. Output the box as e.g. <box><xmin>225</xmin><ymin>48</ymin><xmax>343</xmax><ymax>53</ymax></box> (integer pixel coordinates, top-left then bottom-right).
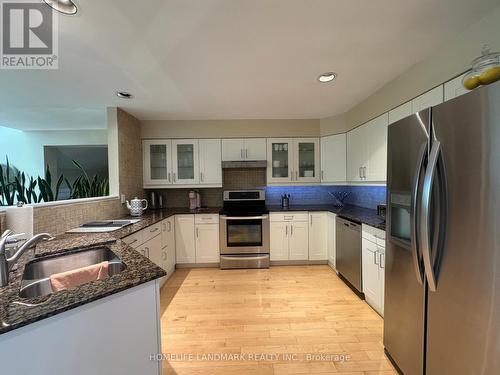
<box><xmin>176</xmin><ymin>214</ymin><xmax>219</xmax><ymax>264</ymax></box>
<box><xmin>327</xmin><ymin>212</ymin><xmax>336</xmax><ymax>269</ymax></box>
<box><xmin>146</xmin><ymin>235</ymin><xmax>164</xmax><ymax>271</ymax></box>
<box><xmin>161</xmin><ymin>217</ymin><xmax>176</xmax><ymax>277</ymax></box>
<box><xmin>270</xmin><ymin>222</ymin><xmax>289</xmax><ymax>261</ymax></box>
<box><xmin>270</xmin><ymin>213</ymin><xmax>309</xmax><ymax>261</ymax></box>
<box><xmin>289</xmin><ymin>221</ymin><xmax>309</xmax><ymax>260</ymax></box>
<box><xmin>123</xmin><ymin>223</ymin><xmax>169</xmax><ymax>283</ymax></box>
<box><xmin>308</xmin><ymin>212</ymin><xmax>328</xmax><ymax>260</ymax></box>
<box><xmin>175</xmin><ymin>215</ymin><xmax>196</xmax><ymax>263</ymax></box>
<box><xmin>362</xmin><ymin>224</ymin><xmax>386</xmax><ymax>316</ymax></box>
<box><xmin>195</xmin><ymin>223</ymin><xmax>220</xmax><ymax>263</ymax></box>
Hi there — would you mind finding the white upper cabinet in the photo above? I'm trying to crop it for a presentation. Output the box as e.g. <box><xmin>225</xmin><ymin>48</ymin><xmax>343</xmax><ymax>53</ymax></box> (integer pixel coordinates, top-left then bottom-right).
<box><xmin>444</xmin><ymin>73</ymin><xmax>470</xmax><ymax>101</ymax></box>
<box><xmin>267</xmin><ymin>138</ymin><xmax>294</xmax><ymax>183</ymax></box>
<box><xmin>221</xmin><ymin>139</ymin><xmax>245</xmax><ymax>161</ymax></box>
<box><xmin>365</xmin><ymin>113</ymin><xmax>389</xmax><ymax>182</ymax></box>
<box><xmin>347</xmin><ymin>125</ymin><xmax>367</xmax><ymax>182</ymax></box>
<box><xmin>243</xmin><ymin>138</ymin><xmax>267</xmax><ymax>160</ymax></box>
<box><xmin>144</xmin><ymin>138</ymin><xmax>222</xmax><ymax>188</ymax></box>
<box><xmin>388</xmin><ymin>101</ymin><xmax>412</xmax><ymax>125</ymax></box>
<box><xmin>143</xmin><ymin>140</ymin><xmax>173</xmax><ymax>186</ymax></box>
<box><xmin>172</xmin><ymin>139</ymin><xmax>199</xmax><ymax>185</ymax></box>
<box><xmin>347</xmin><ymin>113</ymin><xmax>387</xmax><ymax>182</ymax></box>
<box><xmin>411</xmin><ymin>85</ymin><xmax>443</xmax><ymax>113</ymax></box>
<box><xmin>294</xmin><ymin>138</ymin><xmax>320</xmax><ymax>183</ymax></box>
<box><xmin>267</xmin><ymin>138</ymin><xmax>320</xmax><ymax>184</ymax></box>
<box><xmin>199</xmin><ymin>139</ymin><xmax>222</xmax><ymax>185</ymax></box>
<box><xmin>308</xmin><ymin>212</ymin><xmax>328</xmax><ymax>261</ymax></box>
<box><xmin>320</xmin><ymin>134</ymin><xmax>346</xmax><ymax>183</ymax></box>
<box><xmin>221</xmin><ymin>138</ymin><xmax>266</xmax><ymax>161</ymax></box>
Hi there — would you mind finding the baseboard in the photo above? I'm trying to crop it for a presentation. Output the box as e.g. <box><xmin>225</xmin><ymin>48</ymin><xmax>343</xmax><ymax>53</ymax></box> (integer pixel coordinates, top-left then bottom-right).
<box><xmin>270</xmin><ymin>260</ymin><xmax>328</xmax><ymax>266</ymax></box>
<box><xmin>175</xmin><ymin>263</ymin><xmax>220</xmax><ymax>268</ymax></box>
<box><xmin>327</xmin><ymin>260</ymin><xmax>337</xmax><ymax>273</ymax></box>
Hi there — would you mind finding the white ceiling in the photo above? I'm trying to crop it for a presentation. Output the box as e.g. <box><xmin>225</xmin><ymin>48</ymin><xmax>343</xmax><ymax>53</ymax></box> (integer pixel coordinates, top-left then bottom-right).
<box><xmin>1</xmin><ymin>0</ymin><xmax>499</xmax><ymax>130</ymax></box>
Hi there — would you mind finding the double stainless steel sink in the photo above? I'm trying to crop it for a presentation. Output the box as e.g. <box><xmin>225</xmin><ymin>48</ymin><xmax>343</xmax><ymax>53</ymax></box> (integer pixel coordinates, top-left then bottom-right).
<box><xmin>19</xmin><ymin>247</ymin><xmax>126</xmax><ymax>298</ymax></box>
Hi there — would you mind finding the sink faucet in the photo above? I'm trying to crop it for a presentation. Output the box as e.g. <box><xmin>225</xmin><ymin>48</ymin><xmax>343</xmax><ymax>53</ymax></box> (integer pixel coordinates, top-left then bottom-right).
<box><xmin>0</xmin><ymin>230</ymin><xmax>54</xmax><ymax>287</ymax></box>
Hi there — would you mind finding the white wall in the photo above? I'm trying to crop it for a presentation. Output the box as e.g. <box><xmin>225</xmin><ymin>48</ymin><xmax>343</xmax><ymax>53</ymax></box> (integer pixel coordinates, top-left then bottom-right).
<box><xmin>320</xmin><ymin>5</ymin><xmax>500</xmax><ymax>135</ymax></box>
<box><xmin>0</xmin><ymin>126</ymin><xmax>107</xmax><ymax>179</ymax></box>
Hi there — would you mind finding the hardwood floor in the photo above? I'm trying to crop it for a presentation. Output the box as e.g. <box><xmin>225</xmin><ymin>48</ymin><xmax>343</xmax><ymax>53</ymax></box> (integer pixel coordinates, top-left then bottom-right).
<box><xmin>159</xmin><ymin>265</ymin><xmax>396</xmax><ymax>375</ymax></box>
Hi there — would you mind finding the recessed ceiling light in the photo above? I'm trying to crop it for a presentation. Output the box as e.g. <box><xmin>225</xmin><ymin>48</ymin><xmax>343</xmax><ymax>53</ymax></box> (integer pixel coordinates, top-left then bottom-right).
<box><xmin>116</xmin><ymin>91</ymin><xmax>133</xmax><ymax>99</ymax></box>
<box><xmin>317</xmin><ymin>72</ymin><xmax>337</xmax><ymax>83</ymax></box>
<box><xmin>43</xmin><ymin>0</ymin><xmax>78</xmax><ymax>15</ymax></box>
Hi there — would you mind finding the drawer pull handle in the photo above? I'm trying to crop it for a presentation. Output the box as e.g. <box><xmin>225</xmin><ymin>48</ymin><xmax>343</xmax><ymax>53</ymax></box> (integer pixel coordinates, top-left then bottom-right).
<box><xmin>150</xmin><ymin>227</ymin><xmax>159</xmax><ymax>233</ymax></box>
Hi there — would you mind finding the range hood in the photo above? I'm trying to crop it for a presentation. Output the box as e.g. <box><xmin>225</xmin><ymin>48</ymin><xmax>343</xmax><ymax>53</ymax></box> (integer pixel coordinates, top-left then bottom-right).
<box><xmin>221</xmin><ymin>160</ymin><xmax>267</xmax><ymax>169</ymax></box>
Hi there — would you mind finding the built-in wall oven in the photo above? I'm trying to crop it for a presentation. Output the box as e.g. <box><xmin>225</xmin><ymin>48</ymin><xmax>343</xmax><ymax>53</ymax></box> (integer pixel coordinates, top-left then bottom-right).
<box><xmin>219</xmin><ymin>190</ymin><xmax>270</xmax><ymax>269</ymax></box>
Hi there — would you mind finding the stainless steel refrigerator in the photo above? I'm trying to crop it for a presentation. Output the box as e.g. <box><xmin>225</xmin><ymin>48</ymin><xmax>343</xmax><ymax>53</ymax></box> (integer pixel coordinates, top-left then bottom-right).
<box><xmin>384</xmin><ymin>81</ymin><xmax>500</xmax><ymax>375</ymax></box>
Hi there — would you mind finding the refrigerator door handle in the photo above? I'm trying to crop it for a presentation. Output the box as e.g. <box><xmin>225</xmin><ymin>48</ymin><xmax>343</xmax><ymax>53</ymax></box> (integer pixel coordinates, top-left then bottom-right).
<box><xmin>411</xmin><ymin>142</ymin><xmax>427</xmax><ymax>285</ymax></box>
<box><xmin>420</xmin><ymin>140</ymin><xmax>441</xmax><ymax>292</ymax></box>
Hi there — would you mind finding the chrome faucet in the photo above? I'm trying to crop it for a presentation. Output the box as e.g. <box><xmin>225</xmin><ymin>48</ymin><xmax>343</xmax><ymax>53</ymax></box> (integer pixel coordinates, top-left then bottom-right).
<box><xmin>0</xmin><ymin>230</ymin><xmax>54</xmax><ymax>287</ymax></box>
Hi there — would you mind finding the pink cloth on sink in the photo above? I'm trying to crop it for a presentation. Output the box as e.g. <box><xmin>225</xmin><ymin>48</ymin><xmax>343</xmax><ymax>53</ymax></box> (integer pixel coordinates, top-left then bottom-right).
<box><xmin>49</xmin><ymin>261</ymin><xmax>109</xmax><ymax>292</ymax></box>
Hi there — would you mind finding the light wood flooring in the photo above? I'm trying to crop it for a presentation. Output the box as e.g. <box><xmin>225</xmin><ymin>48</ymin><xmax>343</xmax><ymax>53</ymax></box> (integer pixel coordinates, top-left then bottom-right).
<box><xmin>159</xmin><ymin>265</ymin><xmax>396</xmax><ymax>375</ymax></box>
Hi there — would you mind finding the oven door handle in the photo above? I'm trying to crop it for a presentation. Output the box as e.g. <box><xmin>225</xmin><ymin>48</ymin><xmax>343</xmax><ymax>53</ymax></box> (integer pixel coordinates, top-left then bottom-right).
<box><xmin>220</xmin><ymin>215</ymin><xmax>269</xmax><ymax>220</ymax></box>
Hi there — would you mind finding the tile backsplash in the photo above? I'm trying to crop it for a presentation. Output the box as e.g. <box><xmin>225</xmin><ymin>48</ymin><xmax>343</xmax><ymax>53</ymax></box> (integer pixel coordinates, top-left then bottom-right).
<box><xmin>148</xmin><ymin>188</ymin><xmax>223</xmax><ymax>208</ymax></box>
<box><xmin>265</xmin><ymin>185</ymin><xmax>386</xmax><ymax>210</ymax></box>
<box><xmin>153</xmin><ymin>185</ymin><xmax>385</xmax><ymax>210</ymax></box>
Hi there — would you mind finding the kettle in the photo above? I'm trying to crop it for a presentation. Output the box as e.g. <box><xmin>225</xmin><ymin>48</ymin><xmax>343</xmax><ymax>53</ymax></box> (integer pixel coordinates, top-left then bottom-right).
<box><xmin>126</xmin><ymin>197</ymin><xmax>148</xmax><ymax>217</ymax></box>
<box><xmin>281</xmin><ymin>194</ymin><xmax>290</xmax><ymax>208</ymax></box>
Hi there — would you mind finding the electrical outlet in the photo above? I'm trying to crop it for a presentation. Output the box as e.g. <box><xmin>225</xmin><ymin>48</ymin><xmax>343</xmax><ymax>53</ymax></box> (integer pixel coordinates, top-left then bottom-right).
<box><xmin>120</xmin><ymin>194</ymin><xmax>126</xmax><ymax>204</ymax></box>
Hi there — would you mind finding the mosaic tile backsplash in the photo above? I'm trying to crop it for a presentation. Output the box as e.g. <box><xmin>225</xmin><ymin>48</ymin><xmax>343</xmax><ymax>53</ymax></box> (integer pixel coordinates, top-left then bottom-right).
<box><xmin>265</xmin><ymin>185</ymin><xmax>386</xmax><ymax>210</ymax></box>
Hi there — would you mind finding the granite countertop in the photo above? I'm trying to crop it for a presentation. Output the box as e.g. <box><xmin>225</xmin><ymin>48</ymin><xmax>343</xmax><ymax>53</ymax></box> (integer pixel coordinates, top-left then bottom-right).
<box><xmin>266</xmin><ymin>204</ymin><xmax>386</xmax><ymax>230</ymax></box>
<box><xmin>0</xmin><ymin>207</ymin><xmax>220</xmax><ymax>335</ymax></box>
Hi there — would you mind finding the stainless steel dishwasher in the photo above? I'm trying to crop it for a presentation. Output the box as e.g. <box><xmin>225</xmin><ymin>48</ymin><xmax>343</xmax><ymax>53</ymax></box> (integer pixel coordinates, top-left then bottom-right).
<box><xmin>336</xmin><ymin>217</ymin><xmax>362</xmax><ymax>295</ymax></box>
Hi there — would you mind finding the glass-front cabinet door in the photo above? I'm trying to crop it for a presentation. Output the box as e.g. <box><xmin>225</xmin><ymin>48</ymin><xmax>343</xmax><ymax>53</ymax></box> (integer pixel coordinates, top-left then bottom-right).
<box><xmin>267</xmin><ymin>138</ymin><xmax>293</xmax><ymax>183</ymax></box>
<box><xmin>172</xmin><ymin>140</ymin><xmax>199</xmax><ymax>185</ymax></box>
<box><xmin>295</xmin><ymin>138</ymin><xmax>320</xmax><ymax>183</ymax></box>
<box><xmin>143</xmin><ymin>140</ymin><xmax>172</xmax><ymax>186</ymax></box>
